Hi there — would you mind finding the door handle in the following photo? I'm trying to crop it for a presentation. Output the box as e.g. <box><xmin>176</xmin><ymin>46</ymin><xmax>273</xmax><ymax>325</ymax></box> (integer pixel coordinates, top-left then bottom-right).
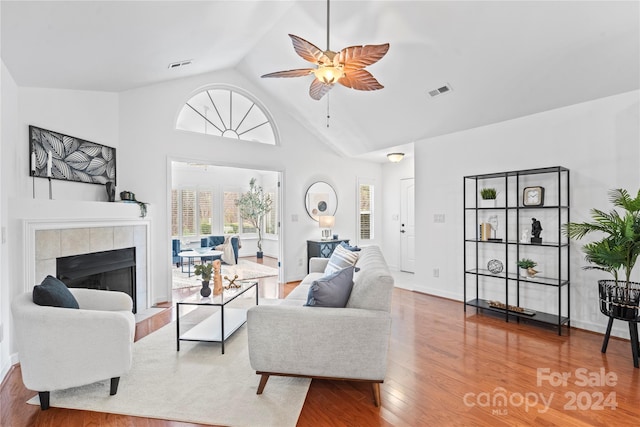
<box><xmin>400</xmin><ymin>230</ymin><xmax>406</xmax><ymax>233</ymax></box>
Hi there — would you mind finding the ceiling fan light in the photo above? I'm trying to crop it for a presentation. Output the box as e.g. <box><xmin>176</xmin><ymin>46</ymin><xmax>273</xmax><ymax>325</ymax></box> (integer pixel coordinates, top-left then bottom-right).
<box><xmin>313</xmin><ymin>66</ymin><xmax>344</xmax><ymax>84</ymax></box>
<box><xmin>387</xmin><ymin>153</ymin><xmax>405</xmax><ymax>163</ymax></box>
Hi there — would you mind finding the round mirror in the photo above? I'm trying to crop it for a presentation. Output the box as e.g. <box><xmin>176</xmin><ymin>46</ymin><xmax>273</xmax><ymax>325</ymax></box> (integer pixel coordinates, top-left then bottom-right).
<box><xmin>305</xmin><ymin>181</ymin><xmax>337</xmax><ymax>221</ymax></box>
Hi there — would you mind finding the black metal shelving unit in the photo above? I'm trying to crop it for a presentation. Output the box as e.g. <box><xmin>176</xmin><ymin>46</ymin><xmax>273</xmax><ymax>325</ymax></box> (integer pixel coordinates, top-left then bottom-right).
<box><xmin>463</xmin><ymin>166</ymin><xmax>570</xmax><ymax>335</ymax></box>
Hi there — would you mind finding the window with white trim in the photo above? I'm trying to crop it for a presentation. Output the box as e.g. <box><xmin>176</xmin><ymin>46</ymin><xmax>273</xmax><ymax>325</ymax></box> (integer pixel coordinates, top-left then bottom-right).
<box><xmin>358</xmin><ymin>181</ymin><xmax>374</xmax><ymax>241</ymax></box>
<box><xmin>171</xmin><ymin>188</ymin><xmax>214</xmax><ymax>240</ymax></box>
<box><xmin>176</xmin><ymin>86</ymin><xmax>277</xmax><ymax>145</ymax></box>
<box><xmin>223</xmin><ymin>191</ymin><xmax>240</xmax><ymax>234</ymax></box>
<box><xmin>265</xmin><ymin>189</ymin><xmax>278</xmax><ymax>235</ymax></box>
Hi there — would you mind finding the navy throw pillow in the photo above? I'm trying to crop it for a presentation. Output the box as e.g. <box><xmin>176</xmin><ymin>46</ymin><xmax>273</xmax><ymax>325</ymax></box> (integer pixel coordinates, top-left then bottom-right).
<box><xmin>32</xmin><ymin>275</ymin><xmax>79</xmax><ymax>309</ymax></box>
<box><xmin>339</xmin><ymin>241</ymin><xmax>361</xmax><ymax>251</ymax></box>
<box><xmin>305</xmin><ymin>266</ymin><xmax>355</xmax><ymax>308</ymax></box>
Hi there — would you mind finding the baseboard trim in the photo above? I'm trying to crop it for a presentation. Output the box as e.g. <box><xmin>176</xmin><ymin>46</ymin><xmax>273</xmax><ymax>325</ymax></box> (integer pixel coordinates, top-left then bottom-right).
<box><xmin>0</xmin><ymin>362</ymin><xmax>18</xmax><ymax>395</ymax></box>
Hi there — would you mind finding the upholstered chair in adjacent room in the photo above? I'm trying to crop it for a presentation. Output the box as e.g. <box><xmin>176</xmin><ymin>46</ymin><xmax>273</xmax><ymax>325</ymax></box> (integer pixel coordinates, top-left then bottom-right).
<box><xmin>11</xmin><ymin>286</ymin><xmax>136</xmax><ymax>410</ymax></box>
<box><xmin>172</xmin><ymin>239</ymin><xmax>182</xmax><ymax>266</ymax></box>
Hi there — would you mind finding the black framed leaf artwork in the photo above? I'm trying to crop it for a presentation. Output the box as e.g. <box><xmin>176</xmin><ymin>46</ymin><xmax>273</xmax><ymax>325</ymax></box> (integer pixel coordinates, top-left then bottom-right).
<box><xmin>29</xmin><ymin>126</ymin><xmax>116</xmax><ymax>185</ymax></box>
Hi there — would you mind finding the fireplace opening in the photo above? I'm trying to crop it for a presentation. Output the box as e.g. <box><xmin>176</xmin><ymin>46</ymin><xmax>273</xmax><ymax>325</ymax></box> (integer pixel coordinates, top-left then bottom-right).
<box><xmin>56</xmin><ymin>247</ymin><xmax>137</xmax><ymax>313</ymax></box>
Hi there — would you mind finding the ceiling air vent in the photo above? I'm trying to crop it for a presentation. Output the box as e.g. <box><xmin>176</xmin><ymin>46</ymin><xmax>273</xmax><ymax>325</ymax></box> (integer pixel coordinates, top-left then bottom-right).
<box><xmin>428</xmin><ymin>83</ymin><xmax>453</xmax><ymax>98</ymax></box>
<box><xmin>168</xmin><ymin>60</ymin><xmax>193</xmax><ymax>69</ymax></box>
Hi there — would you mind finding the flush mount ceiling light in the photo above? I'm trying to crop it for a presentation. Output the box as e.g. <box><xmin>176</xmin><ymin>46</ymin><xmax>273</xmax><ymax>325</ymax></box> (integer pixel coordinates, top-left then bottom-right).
<box><xmin>261</xmin><ymin>0</ymin><xmax>389</xmax><ymax>100</ymax></box>
<box><xmin>387</xmin><ymin>153</ymin><xmax>405</xmax><ymax>163</ymax></box>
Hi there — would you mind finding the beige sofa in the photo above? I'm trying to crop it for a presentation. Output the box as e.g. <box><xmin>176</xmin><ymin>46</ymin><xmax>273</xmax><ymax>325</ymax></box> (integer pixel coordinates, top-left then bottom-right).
<box><xmin>247</xmin><ymin>245</ymin><xmax>394</xmax><ymax>406</ymax></box>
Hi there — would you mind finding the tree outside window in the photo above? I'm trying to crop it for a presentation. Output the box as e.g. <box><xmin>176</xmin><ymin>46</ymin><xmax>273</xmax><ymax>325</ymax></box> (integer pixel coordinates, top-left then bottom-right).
<box><xmin>181</xmin><ymin>190</ymin><xmax>196</xmax><ymax>237</ymax></box>
<box><xmin>199</xmin><ymin>190</ymin><xmax>213</xmax><ymax>235</ymax></box>
<box><xmin>223</xmin><ymin>191</ymin><xmax>239</xmax><ymax>233</ymax></box>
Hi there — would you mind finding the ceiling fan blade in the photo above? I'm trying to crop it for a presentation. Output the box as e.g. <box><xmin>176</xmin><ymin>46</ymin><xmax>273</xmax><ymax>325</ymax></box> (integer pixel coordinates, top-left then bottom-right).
<box><xmin>289</xmin><ymin>34</ymin><xmax>324</xmax><ymax>64</ymax></box>
<box><xmin>261</xmin><ymin>69</ymin><xmax>314</xmax><ymax>78</ymax></box>
<box><xmin>309</xmin><ymin>78</ymin><xmax>333</xmax><ymax>100</ymax></box>
<box><xmin>338</xmin><ymin>69</ymin><xmax>384</xmax><ymax>91</ymax></box>
<box><xmin>338</xmin><ymin>43</ymin><xmax>390</xmax><ymax>71</ymax></box>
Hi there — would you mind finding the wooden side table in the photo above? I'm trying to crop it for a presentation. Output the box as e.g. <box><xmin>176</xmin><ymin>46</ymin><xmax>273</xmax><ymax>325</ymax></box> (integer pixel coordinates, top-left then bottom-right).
<box><xmin>306</xmin><ymin>238</ymin><xmax>350</xmax><ymax>272</ymax></box>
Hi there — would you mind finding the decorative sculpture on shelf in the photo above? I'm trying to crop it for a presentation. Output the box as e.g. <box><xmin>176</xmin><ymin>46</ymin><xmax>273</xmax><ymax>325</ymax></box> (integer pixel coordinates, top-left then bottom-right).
<box><xmin>213</xmin><ymin>259</ymin><xmax>223</xmax><ymax>296</ymax></box>
<box><xmin>224</xmin><ymin>274</ymin><xmax>241</xmax><ymax>289</ymax></box>
<box><xmin>531</xmin><ymin>218</ymin><xmax>543</xmax><ymax>244</ymax></box>
<box><xmin>487</xmin><ymin>215</ymin><xmax>500</xmax><ymax>241</ymax></box>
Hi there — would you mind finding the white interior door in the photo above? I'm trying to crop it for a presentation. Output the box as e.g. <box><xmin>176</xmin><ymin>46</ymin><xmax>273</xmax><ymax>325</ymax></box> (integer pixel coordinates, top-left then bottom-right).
<box><xmin>400</xmin><ymin>178</ymin><xmax>415</xmax><ymax>273</ymax></box>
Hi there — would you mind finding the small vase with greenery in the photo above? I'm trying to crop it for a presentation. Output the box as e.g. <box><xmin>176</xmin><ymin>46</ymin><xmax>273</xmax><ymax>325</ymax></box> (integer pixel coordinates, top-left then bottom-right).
<box><xmin>480</xmin><ymin>188</ymin><xmax>497</xmax><ymax>200</ymax></box>
<box><xmin>194</xmin><ymin>262</ymin><xmax>213</xmax><ymax>297</ymax></box>
<box><xmin>517</xmin><ymin>258</ymin><xmax>537</xmax><ymax>277</ymax></box>
<box><xmin>194</xmin><ymin>263</ymin><xmax>213</xmax><ymax>283</ymax></box>
<box><xmin>235</xmin><ymin>178</ymin><xmax>273</xmax><ymax>258</ymax></box>
<box><xmin>562</xmin><ymin>188</ymin><xmax>640</xmax><ymax>320</ymax></box>
<box><xmin>516</xmin><ymin>258</ymin><xmax>537</xmax><ymax>269</ymax></box>
<box><xmin>480</xmin><ymin>188</ymin><xmax>497</xmax><ymax>208</ymax></box>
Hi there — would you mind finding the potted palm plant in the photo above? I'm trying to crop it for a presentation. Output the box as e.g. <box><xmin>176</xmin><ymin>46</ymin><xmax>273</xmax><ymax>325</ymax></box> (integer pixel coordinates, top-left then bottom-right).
<box><xmin>563</xmin><ymin>188</ymin><xmax>640</xmax><ymax>320</ymax></box>
<box><xmin>235</xmin><ymin>178</ymin><xmax>273</xmax><ymax>258</ymax></box>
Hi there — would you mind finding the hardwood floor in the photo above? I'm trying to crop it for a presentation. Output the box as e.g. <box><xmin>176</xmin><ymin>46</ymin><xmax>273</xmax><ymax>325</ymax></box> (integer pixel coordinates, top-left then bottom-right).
<box><xmin>2</xmin><ymin>260</ymin><xmax>639</xmax><ymax>426</ymax></box>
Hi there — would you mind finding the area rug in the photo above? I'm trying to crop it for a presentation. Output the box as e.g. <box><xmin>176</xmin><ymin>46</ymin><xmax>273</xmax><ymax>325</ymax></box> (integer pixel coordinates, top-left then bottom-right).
<box><xmin>173</xmin><ymin>259</ymin><xmax>278</xmax><ymax>289</ymax></box>
<box><xmin>27</xmin><ymin>309</ymin><xmax>310</xmax><ymax>427</ymax></box>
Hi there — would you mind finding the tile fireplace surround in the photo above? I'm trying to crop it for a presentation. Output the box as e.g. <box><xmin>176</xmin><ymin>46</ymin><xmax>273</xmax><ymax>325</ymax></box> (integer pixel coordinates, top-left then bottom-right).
<box><xmin>31</xmin><ymin>224</ymin><xmax>148</xmax><ymax>313</ymax></box>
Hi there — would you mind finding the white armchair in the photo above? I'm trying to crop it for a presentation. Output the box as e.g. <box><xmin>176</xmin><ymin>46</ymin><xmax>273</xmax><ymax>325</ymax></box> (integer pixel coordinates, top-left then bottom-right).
<box><xmin>11</xmin><ymin>288</ymin><xmax>135</xmax><ymax>410</ymax></box>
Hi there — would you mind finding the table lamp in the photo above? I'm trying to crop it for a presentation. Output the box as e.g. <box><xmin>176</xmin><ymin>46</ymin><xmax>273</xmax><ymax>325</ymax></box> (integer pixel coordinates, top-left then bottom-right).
<box><xmin>319</xmin><ymin>216</ymin><xmax>335</xmax><ymax>240</ymax></box>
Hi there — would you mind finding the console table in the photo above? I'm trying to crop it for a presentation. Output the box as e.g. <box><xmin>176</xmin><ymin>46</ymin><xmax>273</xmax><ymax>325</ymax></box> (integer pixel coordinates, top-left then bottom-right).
<box><xmin>307</xmin><ymin>238</ymin><xmax>350</xmax><ymax>272</ymax></box>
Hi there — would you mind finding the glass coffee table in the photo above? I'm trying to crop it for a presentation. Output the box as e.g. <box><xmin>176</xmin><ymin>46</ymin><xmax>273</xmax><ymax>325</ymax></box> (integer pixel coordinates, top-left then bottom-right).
<box><xmin>176</xmin><ymin>280</ymin><xmax>258</xmax><ymax>354</ymax></box>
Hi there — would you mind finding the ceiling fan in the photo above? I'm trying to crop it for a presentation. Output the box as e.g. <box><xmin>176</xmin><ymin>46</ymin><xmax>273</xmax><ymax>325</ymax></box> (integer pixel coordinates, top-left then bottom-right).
<box><xmin>261</xmin><ymin>0</ymin><xmax>390</xmax><ymax>101</ymax></box>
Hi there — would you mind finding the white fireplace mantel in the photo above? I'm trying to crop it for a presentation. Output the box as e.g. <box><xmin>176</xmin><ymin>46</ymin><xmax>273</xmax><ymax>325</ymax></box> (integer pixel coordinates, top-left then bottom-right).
<box><xmin>12</xmin><ymin>198</ymin><xmax>152</xmax><ymax>313</ymax></box>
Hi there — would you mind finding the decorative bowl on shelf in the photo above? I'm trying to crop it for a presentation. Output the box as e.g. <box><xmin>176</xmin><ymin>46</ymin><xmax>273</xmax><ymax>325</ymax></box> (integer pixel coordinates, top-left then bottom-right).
<box><xmin>120</xmin><ymin>191</ymin><xmax>136</xmax><ymax>201</ymax></box>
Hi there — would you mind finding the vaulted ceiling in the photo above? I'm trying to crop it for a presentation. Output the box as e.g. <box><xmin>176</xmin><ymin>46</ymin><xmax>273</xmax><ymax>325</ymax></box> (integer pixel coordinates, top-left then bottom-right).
<box><xmin>2</xmin><ymin>1</ymin><xmax>638</xmax><ymax>161</ymax></box>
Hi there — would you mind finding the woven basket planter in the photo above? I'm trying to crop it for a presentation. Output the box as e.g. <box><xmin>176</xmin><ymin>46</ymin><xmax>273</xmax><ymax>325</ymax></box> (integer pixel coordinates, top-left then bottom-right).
<box><xmin>598</xmin><ymin>280</ymin><xmax>640</xmax><ymax>322</ymax></box>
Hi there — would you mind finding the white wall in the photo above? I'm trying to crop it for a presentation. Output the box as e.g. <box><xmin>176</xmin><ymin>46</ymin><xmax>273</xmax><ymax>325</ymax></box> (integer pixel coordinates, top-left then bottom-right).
<box><xmin>17</xmin><ymin>88</ymin><xmax>119</xmax><ymax>201</ymax></box>
<box><xmin>415</xmin><ymin>90</ymin><xmax>640</xmax><ymax>338</ymax></box>
<box><xmin>0</xmin><ymin>57</ymin><xmax>14</xmax><ymax>381</ymax></box>
<box><xmin>117</xmin><ymin>68</ymin><xmax>382</xmax><ymax>304</ymax></box>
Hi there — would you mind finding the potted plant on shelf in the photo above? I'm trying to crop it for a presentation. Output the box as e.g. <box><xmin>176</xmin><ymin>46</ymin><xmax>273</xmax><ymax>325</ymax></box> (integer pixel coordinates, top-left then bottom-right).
<box><xmin>517</xmin><ymin>258</ymin><xmax>537</xmax><ymax>278</ymax></box>
<box><xmin>480</xmin><ymin>188</ymin><xmax>497</xmax><ymax>208</ymax></box>
<box><xmin>193</xmin><ymin>262</ymin><xmax>213</xmax><ymax>297</ymax></box>
<box><xmin>562</xmin><ymin>188</ymin><xmax>640</xmax><ymax>321</ymax></box>
<box><xmin>235</xmin><ymin>178</ymin><xmax>273</xmax><ymax>258</ymax></box>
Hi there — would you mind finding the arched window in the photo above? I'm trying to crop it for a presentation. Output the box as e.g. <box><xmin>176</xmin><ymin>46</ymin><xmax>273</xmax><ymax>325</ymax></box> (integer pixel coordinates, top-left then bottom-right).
<box><xmin>176</xmin><ymin>86</ymin><xmax>277</xmax><ymax>145</ymax></box>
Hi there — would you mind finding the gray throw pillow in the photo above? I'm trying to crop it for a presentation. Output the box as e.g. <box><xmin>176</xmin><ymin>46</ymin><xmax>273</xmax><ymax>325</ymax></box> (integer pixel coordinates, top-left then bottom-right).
<box><xmin>32</xmin><ymin>275</ymin><xmax>79</xmax><ymax>309</ymax></box>
<box><xmin>305</xmin><ymin>266</ymin><xmax>355</xmax><ymax>308</ymax></box>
